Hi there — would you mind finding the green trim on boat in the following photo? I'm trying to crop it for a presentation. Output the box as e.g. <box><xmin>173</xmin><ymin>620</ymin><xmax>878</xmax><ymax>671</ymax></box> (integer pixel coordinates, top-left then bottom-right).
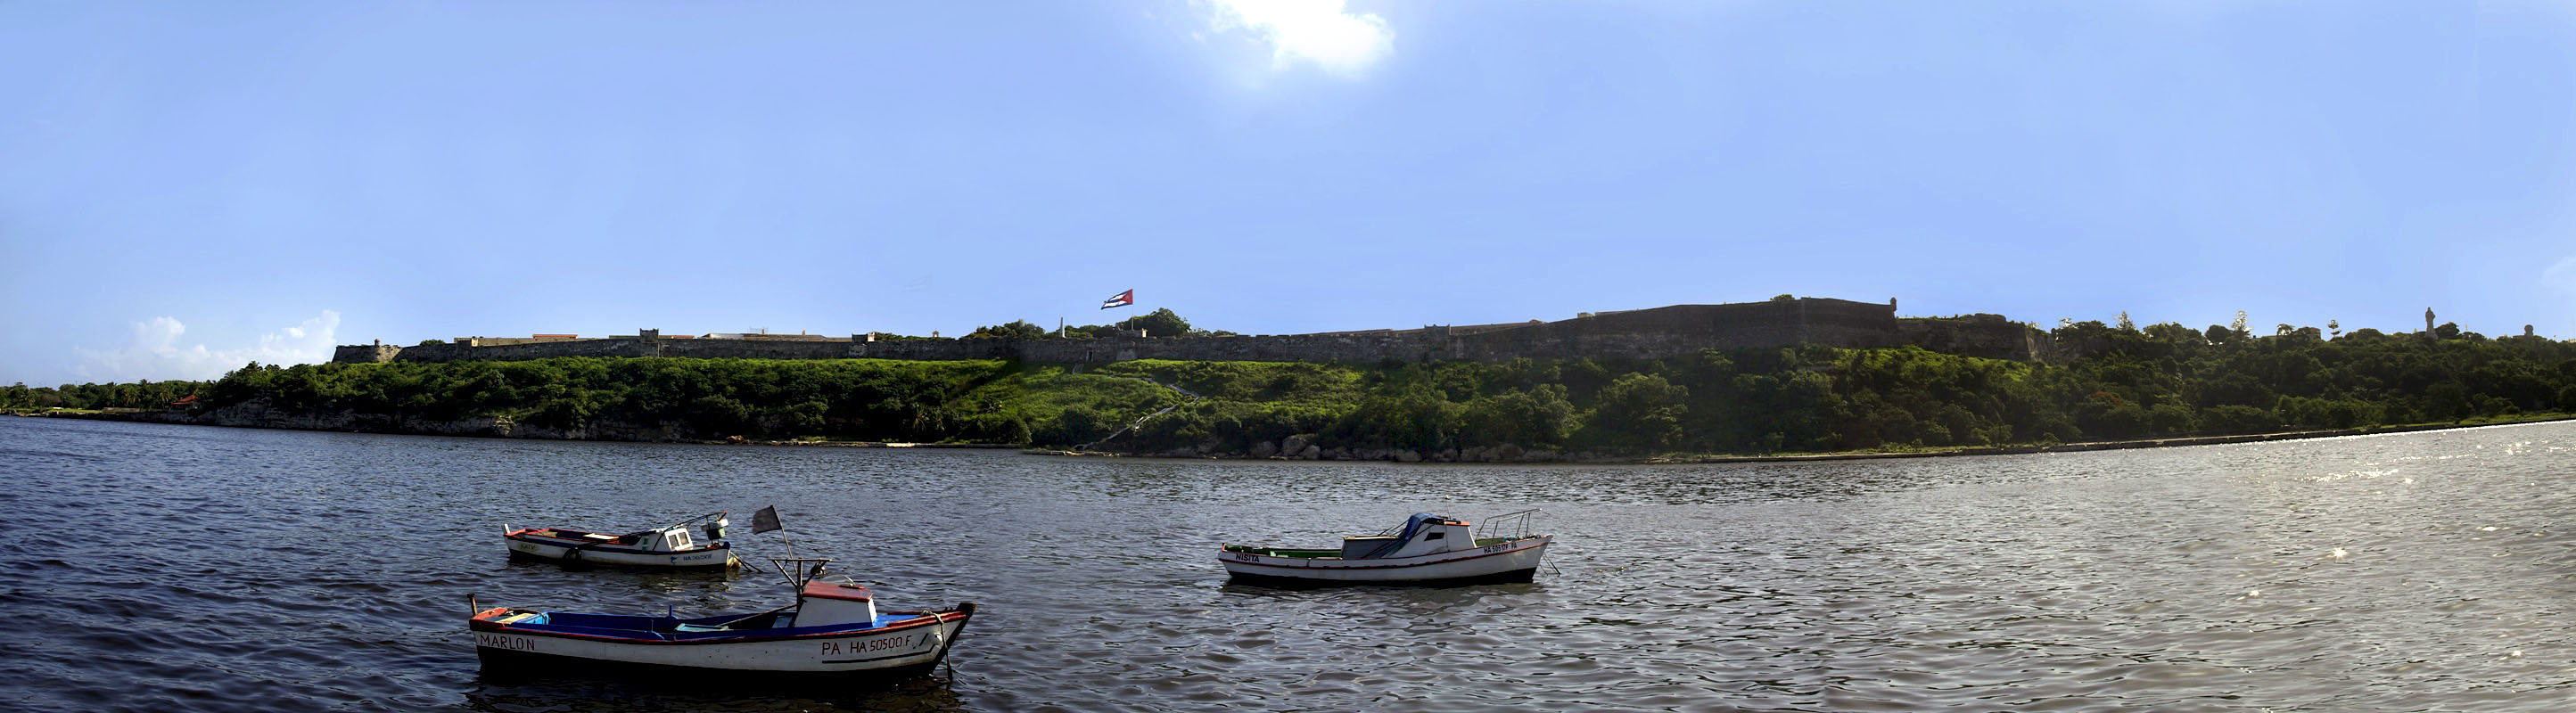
<box><xmin>1223</xmin><ymin>545</ymin><xmax>1341</xmax><ymax>558</ymax></box>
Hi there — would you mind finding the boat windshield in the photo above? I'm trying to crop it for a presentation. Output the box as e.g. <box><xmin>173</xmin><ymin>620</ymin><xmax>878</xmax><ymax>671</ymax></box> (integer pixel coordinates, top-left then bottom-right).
<box><xmin>1362</xmin><ymin>513</ymin><xmax>1444</xmax><ymax>559</ymax></box>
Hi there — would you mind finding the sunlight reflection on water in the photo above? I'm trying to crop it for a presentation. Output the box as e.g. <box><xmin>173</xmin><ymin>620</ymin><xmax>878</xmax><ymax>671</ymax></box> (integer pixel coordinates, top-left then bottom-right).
<box><xmin>3</xmin><ymin>417</ymin><xmax>2571</xmax><ymax>712</ymax></box>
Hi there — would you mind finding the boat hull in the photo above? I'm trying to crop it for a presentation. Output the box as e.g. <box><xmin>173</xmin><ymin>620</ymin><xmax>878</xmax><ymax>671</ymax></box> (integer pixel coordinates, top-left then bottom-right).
<box><xmin>471</xmin><ymin>605</ymin><xmax>974</xmax><ymax>676</ymax></box>
<box><xmin>505</xmin><ymin>531</ymin><xmax>737</xmax><ymax>569</ymax></box>
<box><xmin>1220</xmin><ymin>536</ymin><xmax>1550</xmax><ymax>586</ymax></box>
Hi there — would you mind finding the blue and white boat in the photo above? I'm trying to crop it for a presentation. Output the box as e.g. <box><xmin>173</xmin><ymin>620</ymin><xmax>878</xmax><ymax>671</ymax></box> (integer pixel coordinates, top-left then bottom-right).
<box><xmin>1219</xmin><ymin>510</ymin><xmax>1551</xmax><ymax>586</ymax></box>
<box><xmin>470</xmin><ymin>559</ymin><xmax>975</xmax><ymax>676</ymax></box>
<box><xmin>504</xmin><ymin>512</ymin><xmax>737</xmax><ymax>569</ymax></box>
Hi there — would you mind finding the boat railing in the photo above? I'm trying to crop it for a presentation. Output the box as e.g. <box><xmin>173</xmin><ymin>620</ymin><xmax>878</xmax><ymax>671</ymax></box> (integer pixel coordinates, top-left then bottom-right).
<box><xmin>1475</xmin><ymin>509</ymin><xmax>1540</xmax><ymax>541</ymax></box>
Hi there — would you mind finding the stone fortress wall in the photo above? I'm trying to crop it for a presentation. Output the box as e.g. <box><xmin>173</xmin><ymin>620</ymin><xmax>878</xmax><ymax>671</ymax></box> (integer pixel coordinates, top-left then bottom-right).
<box><xmin>332</xmin><ymin>297</ymin><xmax>2050</xmax><ymax>366</ymax></box>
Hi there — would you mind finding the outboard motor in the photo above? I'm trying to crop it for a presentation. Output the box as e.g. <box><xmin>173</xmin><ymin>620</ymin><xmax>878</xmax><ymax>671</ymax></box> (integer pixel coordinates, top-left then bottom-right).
<box><xmin>704</xmin><ymin>516</ymin><xmax>728</xmax><ymax>542</ymax></box>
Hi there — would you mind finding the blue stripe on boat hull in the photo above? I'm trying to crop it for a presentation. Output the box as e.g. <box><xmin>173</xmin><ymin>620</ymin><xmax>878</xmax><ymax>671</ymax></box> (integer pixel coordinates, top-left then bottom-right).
<box><xmin>1224</xmin><ymin>567</ymin><xmax>1539</xmax><ymax>589</ymax></box>
<box><xmin>473</xmin><ymin>647</ymin><xmax>946</xmax><ymax>683</ymax></box>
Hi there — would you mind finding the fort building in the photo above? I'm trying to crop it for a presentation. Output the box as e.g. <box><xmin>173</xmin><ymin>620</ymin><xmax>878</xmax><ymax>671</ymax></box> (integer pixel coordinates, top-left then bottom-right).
<box><xmin>333</xmin><ymin>297</ymin><xmax>2049</xmax><ymax>366</ymax></box>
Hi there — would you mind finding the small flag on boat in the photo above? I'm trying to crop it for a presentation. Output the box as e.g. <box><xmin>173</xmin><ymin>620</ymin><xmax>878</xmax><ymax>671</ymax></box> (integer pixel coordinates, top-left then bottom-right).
<box><xmin>751</xmin><ymin>505</ymin><xmax>783</xmax><ymax>534</ymax></box>
<box><xmin>1099</xmin><ymin>289</ymin><xmax>1134</xmax><ymax>310</ymax></box>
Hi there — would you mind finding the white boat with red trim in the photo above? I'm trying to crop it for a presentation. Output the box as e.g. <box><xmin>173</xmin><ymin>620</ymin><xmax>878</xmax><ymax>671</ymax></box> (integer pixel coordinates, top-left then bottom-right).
<box><xmin>504</xmin><ymin>512</ymin><xmax>737</xmax><ymax>569</ymax></box>
<box><xmin>1219</xmin><ymin>510</ymin><xmax>1551</xmax><ymax>586</ymax></box>
<box><xmin>470</xmin><ymin>559</ymin><xmax>975</xmax><ymax>677</ymax></box>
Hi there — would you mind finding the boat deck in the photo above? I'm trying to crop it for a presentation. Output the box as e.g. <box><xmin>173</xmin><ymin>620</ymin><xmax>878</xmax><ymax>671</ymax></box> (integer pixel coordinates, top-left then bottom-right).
<box><xmin>1222</xmin><ymin>537</ymin><xmax>1527</xmax><ymax>560</ymax></box>
<box><xmin>491</xmin><ymin>610</ymin><xmax>926</xmax><ymax>641</ymax></box>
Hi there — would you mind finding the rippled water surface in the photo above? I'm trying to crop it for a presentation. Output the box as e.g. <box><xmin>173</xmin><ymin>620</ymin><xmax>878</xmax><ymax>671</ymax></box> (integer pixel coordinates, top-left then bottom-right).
<box><xmin>4</xmin><ymin>417</ymin><xmax>2572</xmax><ymax>711</ymax></box>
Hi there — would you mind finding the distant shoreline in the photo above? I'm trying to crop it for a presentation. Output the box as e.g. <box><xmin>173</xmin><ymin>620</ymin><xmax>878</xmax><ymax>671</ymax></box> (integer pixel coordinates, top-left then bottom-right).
<box><xmin>17</xmin><ymin>407</ymin><xmax>2569</xmax><ymax>464</ymax></box>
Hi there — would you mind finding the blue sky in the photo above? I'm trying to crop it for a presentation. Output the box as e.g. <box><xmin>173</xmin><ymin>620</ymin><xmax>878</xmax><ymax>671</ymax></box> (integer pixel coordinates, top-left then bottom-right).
<box><xmin>5</xmin><ymin>1</ymin><xmax>2572</xmax><ymax>386</ymax></box>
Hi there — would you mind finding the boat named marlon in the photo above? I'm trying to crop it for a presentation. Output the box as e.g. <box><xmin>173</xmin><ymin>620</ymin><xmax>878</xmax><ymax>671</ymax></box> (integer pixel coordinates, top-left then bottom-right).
<box><xmin>470</xmin><ymin>558</ymin><xmax>975</xmax><ymax>677</ymax></box>
<box><xmin>1221</xmin><ymin>510</ymin><xmax>1551</xmax><ymax>586</ymax></box>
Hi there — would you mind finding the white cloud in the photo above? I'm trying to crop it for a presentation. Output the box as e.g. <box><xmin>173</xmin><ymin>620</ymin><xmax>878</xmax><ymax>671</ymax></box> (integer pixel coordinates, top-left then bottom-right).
<box><xmin>2548</xmin><ymin>256</ymin><xmax>2576</xmax><ymax>293</ymax></box>
<box><xmin>73</xmin><ymin>310</ymin><xmax>342</xmax><ymax>382</ymax></box>
<box><xmin>1199</xmin><ymin>0</ymin><xmax>1394</xmax><ymax>75</ymax></box>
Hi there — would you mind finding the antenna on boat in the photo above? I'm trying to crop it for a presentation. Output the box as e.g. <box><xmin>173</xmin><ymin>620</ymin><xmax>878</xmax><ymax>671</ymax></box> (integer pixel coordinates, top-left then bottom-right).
<box><xmin>767</xmin><ymin>557</ymin><xmax>834</xmax><ymax>592</ymax></box>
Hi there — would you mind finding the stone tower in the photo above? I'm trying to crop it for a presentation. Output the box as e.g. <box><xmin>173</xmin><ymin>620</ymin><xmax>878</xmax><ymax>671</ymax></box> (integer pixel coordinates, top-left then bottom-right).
<box><xmin>2424</xmin><ymin>307</ymin><xmax>2434</xmax><ymax>333</ymax></box>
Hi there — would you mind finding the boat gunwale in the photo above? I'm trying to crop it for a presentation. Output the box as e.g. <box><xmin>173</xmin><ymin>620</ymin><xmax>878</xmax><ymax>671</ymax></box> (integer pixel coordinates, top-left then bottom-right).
<box><xmin>1217</xmin><ymin>537</ymin><xmax>1549</xmax><ymax>571</ymax></box>
<box><xmin>470</xmin><ymin>606</ymin><xmax>968</xmax><ymax>645</ymax></box>
<box><xmin>504</xmin><ymin>528</ymin><xmax>732</xmax><ymax>555</ymax></box>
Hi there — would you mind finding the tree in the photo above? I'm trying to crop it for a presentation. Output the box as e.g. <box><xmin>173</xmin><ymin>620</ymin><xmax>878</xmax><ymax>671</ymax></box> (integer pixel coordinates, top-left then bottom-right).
<box><xmin>2230</xmin><ymin>311</ymin><xmax>2250</xmax><ymax>338</ymax></box>
<box><xmin>2116</xmin><ymin>311</ymin><xmax>2136</xmax><ymax>332</ymax></box>
<box><xmin>418</xmin><ymin>339</ymin><xmax>444</xmax><ymax>346</ymax></box>
<box><xmin>2202</xmin><ymin>405</ymin><xmax>2277</xmax><ymax>433</ymax></box>
<box><xmin>2326</xmin><ymin>319</ymin><xmax>2341</xmax><ymax>339</ymax></box>
<box><xmin>1581</xmin><ymin>373</ymin><xmax>1689</xmax><ymax>451</ymax></box>
<box><xmin>2204</xmin><ymin>324</ymin><xmax>2237</xmax><ymax>345</ymax></box>
<box><xmin>965</xmin><ymin>320</ymin><xmax>1047</xmax><ymax>340</ymax></box>
<box><xmin>1115</xmin><ymin>308</ymin><xmax>1193</xmax><ymax>338</ymax></box>
<box><xmin>2144</xmin><ymin>322</ymin><xmax>2202</xmax><ymax>347</ymax></box>
<box><xmin>1459</xmin><ymin>386</ymin><xmax>1575</xmax><ymax>447</ymax></box>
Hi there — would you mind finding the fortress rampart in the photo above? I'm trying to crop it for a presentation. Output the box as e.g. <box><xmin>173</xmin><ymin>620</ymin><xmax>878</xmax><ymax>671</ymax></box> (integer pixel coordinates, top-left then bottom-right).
<box><xmin>332</xmin><ymin>297</ymin><xmax>2048</xmax><ymax>366</ymax></box>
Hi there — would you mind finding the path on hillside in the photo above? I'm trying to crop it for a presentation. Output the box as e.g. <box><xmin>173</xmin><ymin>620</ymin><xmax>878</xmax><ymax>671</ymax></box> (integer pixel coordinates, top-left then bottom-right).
<box><xmin>1077</xmin><ymin>376</ymin><xmax>1200</xmax><ymax>451</ymax></box>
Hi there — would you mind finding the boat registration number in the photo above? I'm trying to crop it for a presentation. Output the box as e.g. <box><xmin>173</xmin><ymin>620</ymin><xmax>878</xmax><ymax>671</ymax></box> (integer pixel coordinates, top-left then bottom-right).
<box><xmin>820</xmin><ymin>634</ymin><xmax>921</xmax><ymax>657</ymax></box>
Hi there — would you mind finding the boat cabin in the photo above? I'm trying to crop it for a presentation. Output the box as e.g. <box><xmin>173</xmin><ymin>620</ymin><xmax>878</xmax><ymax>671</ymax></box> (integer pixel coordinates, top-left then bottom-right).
<box><xmin>1340</xmin><ymin>513</ymin><xmax>1475</xmax><ymax>559</ymax></box>
<box><xmin>796</xmin><ymin>579</ymin><xmax>879</xmax><ymax>627</ymax></box>
<box><xmin>638</xmin><ymin>526</ymin><xmax>695</xmax><ymax>552</ymax></box>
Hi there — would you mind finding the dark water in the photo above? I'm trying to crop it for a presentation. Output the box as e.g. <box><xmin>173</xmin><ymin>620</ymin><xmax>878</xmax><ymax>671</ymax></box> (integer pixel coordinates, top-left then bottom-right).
<box><xmin>3</xmin><ymin>416</ymin><xmax>2571</xmax><ymax>712</ymax></box>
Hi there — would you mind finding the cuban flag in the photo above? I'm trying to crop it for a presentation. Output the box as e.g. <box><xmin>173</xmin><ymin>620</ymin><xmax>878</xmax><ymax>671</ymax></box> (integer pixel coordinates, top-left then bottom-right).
<box><xmin>1100</xmin><ymin>289</ymin><xmax>1134</xmax><ymax>310</ymax></box>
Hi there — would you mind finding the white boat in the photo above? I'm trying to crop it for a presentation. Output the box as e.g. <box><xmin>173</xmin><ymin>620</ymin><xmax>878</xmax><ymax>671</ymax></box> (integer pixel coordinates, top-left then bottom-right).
<box><xmin>470</xmin><ymin>559</ymin><xmax>975</xmax><ymax>677</ymax></box>
<box><xmin>1219</xmin><ymin>510</ymin><xmax>1551</xmax><ymax>586</ymax></box>
<box><xmin>504</xmin><ymin>512</ymin><xmax>737</xmax><ymax>569</ymax></box>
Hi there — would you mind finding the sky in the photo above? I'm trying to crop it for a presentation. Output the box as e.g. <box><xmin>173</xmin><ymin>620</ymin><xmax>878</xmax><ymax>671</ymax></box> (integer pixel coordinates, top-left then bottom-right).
<box><xmin>4</xmin><ymin>1</ymin><xmax>2573</xmax><ymax>386</ymax></box>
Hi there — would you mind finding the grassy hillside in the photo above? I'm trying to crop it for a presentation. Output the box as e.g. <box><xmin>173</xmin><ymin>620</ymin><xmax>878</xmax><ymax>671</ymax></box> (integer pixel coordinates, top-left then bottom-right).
<box><xmin>18</xmin><ymin>322</ymin><xmax>2574</xmax><ymax>458</ymax></box>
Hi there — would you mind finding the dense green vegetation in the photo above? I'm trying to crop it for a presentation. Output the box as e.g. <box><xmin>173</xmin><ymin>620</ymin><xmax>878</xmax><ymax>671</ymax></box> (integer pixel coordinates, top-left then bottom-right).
<box><xmin>4</xmin><ymin>380</ymin><xmax>210</xmax><ymax>411</ymax></box>
<box><xmin>1086</xmin><ymin>324</ymin><xmax>2576</xmax><ymax>456</ymax></box>
<box><xmin>13</xmin><ymin>319</ymin><xmax>2574</xmax><ymax>458</ymax></box>
<box><xmin>4</xmin><ymin>358</ymin><xmax>1034</xmax><ymax>443</ymax></box>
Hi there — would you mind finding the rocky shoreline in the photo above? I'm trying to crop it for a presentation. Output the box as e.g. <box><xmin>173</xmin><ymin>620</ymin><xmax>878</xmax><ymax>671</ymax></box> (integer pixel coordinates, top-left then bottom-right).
<box><xmin>1028</xmin><ymin>415</ymin><xmax>2576</xmax><ymax>464</ymax></box>
<box><xmin>23</xmin><ymin>405</ymin><xmax>2568</xmax><ymax>464</ymax></box>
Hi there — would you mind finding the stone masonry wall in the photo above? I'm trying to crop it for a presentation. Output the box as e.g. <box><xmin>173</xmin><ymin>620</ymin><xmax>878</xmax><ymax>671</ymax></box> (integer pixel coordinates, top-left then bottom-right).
<box><xmin>1897</xmin><ymin>315</ymin><xmax>2045</xmax><ymax>362</ymax></box>
<box><xmin>332</xmin><ymin>344</ymin><xmax>402</xmax><ymax>364</ymax></box>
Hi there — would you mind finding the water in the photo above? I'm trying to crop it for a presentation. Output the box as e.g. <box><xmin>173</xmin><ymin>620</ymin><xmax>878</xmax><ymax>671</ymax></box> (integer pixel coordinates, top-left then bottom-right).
<box><xmin>3</xmin><ymin>416</ymin><xmax>2571</xmax><ymax>712</ymax></box>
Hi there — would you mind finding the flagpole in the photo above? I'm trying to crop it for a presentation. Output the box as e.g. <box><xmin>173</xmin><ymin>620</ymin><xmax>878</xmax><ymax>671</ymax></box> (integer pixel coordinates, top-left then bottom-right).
<box><xmin>750</xmin><ymin>504</ymin><xmax>809</xmax><ymax>586</ymax></box>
